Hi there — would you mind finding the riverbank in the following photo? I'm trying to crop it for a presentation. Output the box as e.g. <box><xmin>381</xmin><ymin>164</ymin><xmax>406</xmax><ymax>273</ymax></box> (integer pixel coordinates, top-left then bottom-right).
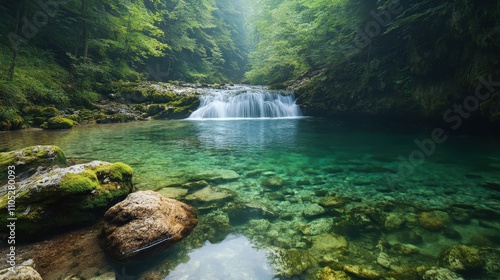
<box><xmin>1</xmin><ymin>82</ymin><xmax>218</xmax><ymax>131</ymax></box>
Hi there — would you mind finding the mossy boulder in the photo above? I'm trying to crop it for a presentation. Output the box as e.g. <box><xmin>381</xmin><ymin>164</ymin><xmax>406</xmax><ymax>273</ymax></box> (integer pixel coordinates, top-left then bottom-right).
<box><xmin>40</xmin><ymin>107</ymin><xmax>61</xmax><ymax>118</ymax></box>
<box><xmin>0</xmin><ymin>161</ymin><xmax>134</xmax><ymax>238</ymax></box>
<box><xmin>46</xmin><ymin>117</ymin><xmax>76</xmax><ymax>129</ymax></box>
<box><xmin>0</xmin><ymin>145</ymin><xmax>67</xmax><ymax>181</ymax></box>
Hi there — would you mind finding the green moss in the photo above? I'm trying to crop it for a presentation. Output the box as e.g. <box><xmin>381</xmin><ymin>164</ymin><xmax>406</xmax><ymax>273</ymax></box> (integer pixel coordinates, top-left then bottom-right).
<box><xmin>46</xmin><ymin>117</ymin><xmax>76</xmax><ymax>129</ymax></box>
<box><xmin>40</xmin><ymin>107</ymin><xmax>61</xmax><ymax>118</ymax></box>
<box><xmin>95</xmin><ymin>162</ymin><xmax>133</xmax><ymax>181</ymax></box>
<box><xmin>59</xmin><ymin>170</ymin><xmax>99</xmax><ymax>195</ymax></box>
<box><xmin>0</xmin><ymin>146</ymin><xmax>67</xmax><ymax>180</ymax></box>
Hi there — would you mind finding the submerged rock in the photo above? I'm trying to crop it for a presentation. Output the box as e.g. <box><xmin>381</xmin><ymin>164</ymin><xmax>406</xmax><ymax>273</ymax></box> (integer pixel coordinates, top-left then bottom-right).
<box><xmin>311</xmin><ymin>233</ymin><xmax>348</xmax><ymax>252</ymax></box>
<box><xmin>0</xmin><ymin>160</ymin><xmax>134</xmax><ymax>237</ymax></box>
<box><xmin>101</xmin><ymin>190</ymin><xmax>198</xmax><ymax>262</ymax></box>
<box><xmin>343</xmin><ymin>265</ymin><xmax>381</xmax><ymax>279</ymax></box>
<box><xmin>318</xmin><ymin>196</ymin><xmax>345</xmax><ymax>208</ymax></box>
<box><xmin>269</xmin><ymin>248</ymin><xmax>317</xmax><ymax>277</ymax></box>
<box><xmin>185</xmin><ymin>186</ymin><xmax>236</xmax><ymax>202</ymax></box>
<box><xmin>303</xmin><ymin>204</ymin><xmax>326</xmax><ymax>217</ymax></box>
<box><xmin>418</xmin><ymin>211</ymin><xmax>449</xmax><ymax>231</ymax></box>
<box><xmin>189</xmin><ymin>169</ymin><xmax>239</xmax><ymax>183</ymax></box>
<box><xmin>0</xmin><ymin>145</ymin><xmax>67</xmax><ymax>180</ymax></box>
<box><xmin>384</xmin><ymin>213</ymin><xmax>405</xmax><ymax>231</ymax></box>
<box><xmin>438</xmin><ymin>245</ymin><xmax>485</xmax><ymax>273</ymax></box>
<box><xmin>421</xmin><ymin>267</ymin><xmax>464</xmax><ymax>280</ymax></box>
<box><xmin>377</xmin><ymin>252</ymin><xmax>398</xmax><ymax>269</ymax></box>
<box><xmin>316</xmin><ymin>267</ymin><xmax>352</xmax><ymax>280</ymax></box>
<box><xmin>261</xmin><ymin>176</ymin><xmax>285</xmax><ymax>188</ymax></box>
<box><xmin>157</xmin><ymin>187</ymin><xmax>188</xmax><ymax>199</ymax></box>
<box><xmin>181</xmin><ymin>180</ymin><xmax>209</xmax><ymax>189</ymax></box>
<box><xmin>0</xmin><ymin>265</ymin><xmax>43</xmax><ymax>280</ymax></box>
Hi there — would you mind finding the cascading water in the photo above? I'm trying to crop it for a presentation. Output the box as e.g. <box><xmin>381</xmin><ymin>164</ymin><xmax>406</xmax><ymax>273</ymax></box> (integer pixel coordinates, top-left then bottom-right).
<box><xmin>188</xmin><ymin>86</ymin><xmax>303</xmax><ymax>119</ymax></box>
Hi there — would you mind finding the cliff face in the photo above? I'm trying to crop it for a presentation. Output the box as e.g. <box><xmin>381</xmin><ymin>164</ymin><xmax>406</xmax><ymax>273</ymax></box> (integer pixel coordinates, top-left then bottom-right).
<box><xmin>288</xmin><ymin>0</ymin><xmax>500</xmax><ymax>126</ymax></box>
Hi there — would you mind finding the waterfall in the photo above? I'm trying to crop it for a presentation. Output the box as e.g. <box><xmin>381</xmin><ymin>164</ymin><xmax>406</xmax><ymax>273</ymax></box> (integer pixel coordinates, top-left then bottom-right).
<box><xmin>188</xmin><ymin>87</ymin><xmax>303</xmax><ymax>119</ymax></box>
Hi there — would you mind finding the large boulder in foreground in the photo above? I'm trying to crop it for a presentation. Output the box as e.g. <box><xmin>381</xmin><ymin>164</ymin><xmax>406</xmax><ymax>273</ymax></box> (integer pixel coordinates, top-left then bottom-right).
<box><xmin>0</xmin><ymin>145</ymin><xmax>67</xmax><ymax>180</ymax></box>
<box><xmin>101</xmin><ymin>190</ymin><xmax>198</xmax><ymax>262</ymax></box>
<box><xmin>0</xmin><ymin>160</ymin><xmax>134</xmax><ymax>237</ymax></box>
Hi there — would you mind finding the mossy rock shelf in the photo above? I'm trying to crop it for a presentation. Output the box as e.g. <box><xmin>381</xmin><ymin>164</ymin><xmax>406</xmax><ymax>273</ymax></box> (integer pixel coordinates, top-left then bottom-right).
<box><xmin>0</xmin><ymin>159</ymin><xmax>134</xmax><ymax>238</ymax></box>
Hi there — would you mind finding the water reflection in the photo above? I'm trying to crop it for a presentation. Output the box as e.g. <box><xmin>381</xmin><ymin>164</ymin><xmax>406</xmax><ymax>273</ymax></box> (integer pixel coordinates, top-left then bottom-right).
<box><xmin>189</xmin><ymin>119</ymin><xmax>300</xmax><ymax>150</ymax></box>
<box><xmin>165</xmin><ymin>235</ymin><xmax>274</xmax><ymax>280</ymax></box>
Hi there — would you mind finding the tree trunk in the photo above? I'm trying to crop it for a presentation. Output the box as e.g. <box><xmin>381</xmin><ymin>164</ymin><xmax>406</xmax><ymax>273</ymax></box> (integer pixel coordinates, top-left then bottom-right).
<box><xmin>7</xmin><ymin>2</ymin><xmax>22</xmax><ymax>81</ymax></box>
<box><xmin>75</xmin><ymin>0</ymin><xmax>89</xmax><ymax>58</ymax></box>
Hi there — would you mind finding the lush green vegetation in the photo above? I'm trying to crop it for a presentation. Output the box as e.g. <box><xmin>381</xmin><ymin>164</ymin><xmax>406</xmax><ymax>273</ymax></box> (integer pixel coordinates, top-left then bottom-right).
<box><xmin>0</xmin><ymin>0</ymin><xmax>249</xmax><ymax>129</ymax></box>
<box><xmin>1</xmin><ymin>0</ymin><xmax>499</xmax><ymax>128</ymax></box>
<box><xmin>245</xmin><ymin>0</ymin><xmax>500</xmax><ymax>121</ymax></box>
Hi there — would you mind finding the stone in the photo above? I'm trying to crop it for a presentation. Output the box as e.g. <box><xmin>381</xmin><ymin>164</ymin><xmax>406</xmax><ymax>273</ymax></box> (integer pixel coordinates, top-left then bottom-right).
<box><xmin>248</xmin><ymin>219</ymin><xmax>271</xmax><ymax>232</ymax></box>
<box><xmin>421</xmin><ymin>267</ymin><xmax>464</xmax><ymax>280</ymax></box>
<box><xmin>181</xmin><ymin>180</ymin><xmax>209</xmax><ymax>189</ymax></box>
<box><xmin>377</xmin><ymin>252</ymin><xmax>393</xmax><ymax>268</ymax></box>
<box><xmin>46</xmin><ymin>117</ymin><xmax>76</xmax><ymax>129</ymax></box>
<box><xmin>0</xmin><ymin>160</ymin><xmax>134</xmax><ymax>237</ymax></box>
<box><xmin>391</xmin><ymin>243</ymin><xmax>420</xmax><ymax>255</ymax></box>
<box><xmin>318</xmin><ymin>196</ymin><xmax>345</xmax><ymax>208</ymax></box>
<box><xmin>343</xmin><ymin>265</ymin><xmax>380</xmax><ymax>279</ymax></box>
<box><xmin>303</xmin><ymin>204</ymin><xmax>326</xmax><ymax>217</ymax></box>
<box><xmin>384</xmin><ymin>213</ymin><xmax>404</xmax><ymax>231</ymax></box>
<box><xmin>269</xmin><ymin>248</ymin><xmax>317</xmax><ymax>277</ymax></box>
<box><xmin>0</xmin><ymin>145</ymin><xmax>67</xmax><ymax>180</ymax></box>
<box><xmin>479</xmin><ymin>248</ymin><xmax>500</xmax><ymax>276</ymax></box>
<box><xmin>311</xmin><ymin>233</ymin><xmax>348</xmax><ymax>252</ymax></box>
<box><xmin>0</xmin><ymin>266</ymin><xmax>43</xmax><ymax>280</ymax></box>
<box><xmin>261</xmin><ymin>176</ymin><xmax>285</xmax><ymax>188</ymax></box>
<box><xmin>189</xmin><ymin>169</ymin><xmax>239</xmax><ymax>183</ymax></box>
<box><xmin>157</xmin><ymin>187</ymin><xmax>188</xmax><ymax>199</ymax></box>
<box><xmin>185</xmin><ymin>186</ymin><xmax>236</xmax><ymax>202</ymax></box>
<box><xmin>316</xmin><ymin>267</ymin><xmax>352</xmax><ymax>280</ymax></box>
<box><xmin>438</xmin><ymin>245</ymin><xmax>485</xmax><ymax>273</ymax></box>
<box><xmin>418</xmin><ymin>211</ymin><xmax>449</xmax><ymax>231</ymax></box>
<box><xmin>267</xmin><ymin>193</ymin><xmax>285</xmax><ymax>200</ymax></box>
<box><xmin>101</xmin><ymin>190</ymin><xmax>198</xmax><ymax>262</ymax></box>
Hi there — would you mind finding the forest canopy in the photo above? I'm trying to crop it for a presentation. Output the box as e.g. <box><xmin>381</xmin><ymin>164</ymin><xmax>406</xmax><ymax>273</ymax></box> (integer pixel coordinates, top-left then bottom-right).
<box><xmin>1</xmin><ymin>0</ymin><xmax>499</xmax><ymax>126</ymax></box>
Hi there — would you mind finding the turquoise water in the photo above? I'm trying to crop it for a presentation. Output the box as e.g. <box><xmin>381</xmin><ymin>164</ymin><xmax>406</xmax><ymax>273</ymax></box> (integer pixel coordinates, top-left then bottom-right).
<box><xmin>1</xmin><ymin>119</ymin><xmax>500</xmax><ymax>279</ymax></box>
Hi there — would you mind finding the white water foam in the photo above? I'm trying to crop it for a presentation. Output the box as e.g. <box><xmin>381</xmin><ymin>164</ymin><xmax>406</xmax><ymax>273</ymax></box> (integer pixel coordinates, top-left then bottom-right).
<box><xmin>188</xmin><ymin>87</ymin><xmax>302</xmax><ymax>119</ymax></box>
